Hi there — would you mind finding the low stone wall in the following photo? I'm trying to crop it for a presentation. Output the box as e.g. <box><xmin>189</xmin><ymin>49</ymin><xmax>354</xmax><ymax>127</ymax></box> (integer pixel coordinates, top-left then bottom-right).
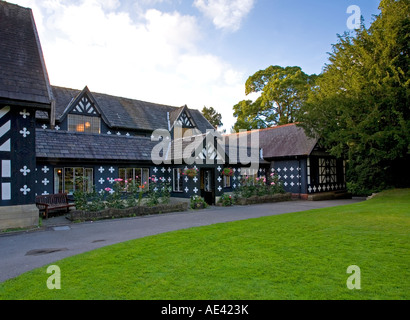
<box><xmin>0</xmin><ymin>204</ymin><xmax>39</xmax><ymax>231</ymax></box>
<box><xmin>68</xmin><ymin>202</ymin><xmax>188</xmax><ymax>222</ymax></box>
<box><xmin>307</xmin><ymin>191</ymin><xmax>352</xmax><ymax>201</ymax></box>
<box><xmin>235</xmin><ymin>193</ymin><xmax>292</xmax><ymax>206</ymax></box>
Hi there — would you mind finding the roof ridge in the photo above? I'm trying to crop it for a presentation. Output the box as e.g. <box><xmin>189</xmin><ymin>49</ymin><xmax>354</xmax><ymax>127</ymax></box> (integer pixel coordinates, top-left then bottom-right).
<box><xmin>51</xmin><ymin>85</ymin><xmax>179</xmax><ymax>109</ymax></box>
<box><xmin>224</xmin><ymin>122</ymin><xmax>300</xmax><ymax>136</ymax></box>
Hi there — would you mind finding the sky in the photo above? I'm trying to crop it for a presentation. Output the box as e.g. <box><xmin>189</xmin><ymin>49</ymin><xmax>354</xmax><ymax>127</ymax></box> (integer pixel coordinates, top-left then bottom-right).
<box><xmin>8</xmin><ymin>0</ymin><xmax>381</xmax><ymax>132</ymax></box>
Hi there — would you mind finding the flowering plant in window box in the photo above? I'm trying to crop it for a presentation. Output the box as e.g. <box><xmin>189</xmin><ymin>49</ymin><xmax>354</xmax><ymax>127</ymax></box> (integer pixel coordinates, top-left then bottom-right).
<box><xmin>222</xmin><ymin>167</ymin><xmax>233</xmax><ymax>177</ymax></box>
<box><xmin>183</xmin><ymin>168</ymin><xmax>198</xmax><ymax>178</ymax></box>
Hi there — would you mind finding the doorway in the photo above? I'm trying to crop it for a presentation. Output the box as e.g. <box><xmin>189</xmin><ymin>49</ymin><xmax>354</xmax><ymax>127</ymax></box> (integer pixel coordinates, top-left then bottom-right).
<box><xmin>200</xmin><ymin>168</ymin><xmax>215</xmax><ymax>205</ymax></box>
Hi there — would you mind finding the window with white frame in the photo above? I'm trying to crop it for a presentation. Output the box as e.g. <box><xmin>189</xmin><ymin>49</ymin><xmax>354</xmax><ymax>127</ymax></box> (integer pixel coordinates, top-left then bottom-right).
<box><xmin>173</xmin><ymin>168</ymin><xmax>183</xmax><ymax>192</ymax></box>
<box><xmin>118</xmin><ymin>168</ymin><xmax>149</xmax><ymax>190</ymax></box>
<box><xmin>223</xmin><ymin>175</ymin><xmax>231</xmax><ymax>188</ymax></box>
<box><xmin>54</xmin><ymin>167</ymin><xmax>93</xmax><ymax>195</ymax></box>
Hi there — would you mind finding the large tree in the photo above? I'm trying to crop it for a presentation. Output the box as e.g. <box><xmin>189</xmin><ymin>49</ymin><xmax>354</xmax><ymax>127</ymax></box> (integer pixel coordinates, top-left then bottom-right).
<box><xmin>233</xmin><ymin>65</ymin><xmax>317</xmax><ymax>131</ymax></box>
<box><xmin>299</xmin><ymin>0</ymin><xmax>410</xmax><ymax>193</ymax></box>
<box><xmin>201</xmin><ymin>106</ymin><xmax>223</xmax><ymax>129</ymax></box>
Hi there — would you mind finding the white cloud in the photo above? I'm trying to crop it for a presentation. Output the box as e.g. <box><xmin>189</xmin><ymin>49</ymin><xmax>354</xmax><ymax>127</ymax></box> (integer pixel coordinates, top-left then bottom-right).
<box><xmin>193</xmin><ymin>0</ymin><xmax>255</xmax><ymax>32</ymax></box>
<box><xmin>95</xmin><ymin>0</ymin><xmax>120</xmax><ymax>11</ymax></box>
<box><xmin>7</xmin><ymin>0</ymin><xmax>248</xmax><ymax>131</ymax></box>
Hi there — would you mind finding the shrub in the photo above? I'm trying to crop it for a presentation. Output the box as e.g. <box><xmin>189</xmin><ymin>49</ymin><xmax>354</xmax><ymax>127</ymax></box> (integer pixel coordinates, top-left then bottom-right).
<box><xmin>190</xmin><ymin>195</ymin><xmax>207</xmax><ymax>210</ymax></box>
<box><xmin>219</xmin><ymin>193</ymin><xmax>234</xmax><ymax>206</ymax></box>
<box><xmin>105</xmin><ymin>181</ymin><xmax>125</xmax><ymax>209</ymax></box>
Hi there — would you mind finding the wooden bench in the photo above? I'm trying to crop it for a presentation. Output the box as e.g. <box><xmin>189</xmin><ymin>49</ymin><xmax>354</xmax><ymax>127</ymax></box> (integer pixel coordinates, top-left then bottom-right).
<box><xmin>36</xmin><ymin>193</ymin><xmax>75</xmax><ymax>219</ymax></box>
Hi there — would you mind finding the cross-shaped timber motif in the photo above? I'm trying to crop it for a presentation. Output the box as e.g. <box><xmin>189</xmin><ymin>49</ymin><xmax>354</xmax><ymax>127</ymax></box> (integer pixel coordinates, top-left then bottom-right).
<box><xmin>20</xmin><ymin>109</ymin><xmax>30</xmax><ymax>119</ymax></box>
<box><xmin>20</xmin><ymin>185</ymin><xmax>30</xmax><ymax>195</ymax></box>
<box><xmin>19</xmin><ymin>128</ymin><xmax>30</xmax><ymax>138</ymax></box>
<box><xmin>20</xmin><ymin>166</ymin><xmax>30</xmax><ymax>176</ymax></box>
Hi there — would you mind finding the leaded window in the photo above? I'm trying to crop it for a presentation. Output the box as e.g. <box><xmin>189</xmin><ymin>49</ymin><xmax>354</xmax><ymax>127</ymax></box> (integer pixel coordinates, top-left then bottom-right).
<box><xmin>223</xmin><ymin>175</ymin><xmax>231</xmax><ymax>188</ymax></box>
<box><xmin>118</xmin><ymin>168</ymin><xmax>150</xmax><ymax>190</ymax></box>
<box><xmin>318</xmin><ymin>158</ymin><xmax>337</xmax><ymax>184</ymax></box>
<box><xmin>68</xmin><ymin>114</ymin><xmax>100</xmax><ymax>134</ymax></box>
<box><xmin>54</xmin><ymin>167</ymin><xmax>93</xmax><ymax>195</ymax></box>
<box><xmin>173</xmin><ymin>168</ymin><xmax>183</xmax><ymax>192</ymax></box>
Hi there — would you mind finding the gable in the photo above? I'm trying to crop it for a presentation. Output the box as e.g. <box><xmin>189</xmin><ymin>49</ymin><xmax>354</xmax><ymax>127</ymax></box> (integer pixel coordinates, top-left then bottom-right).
<box><xmin>175</xmin><ymin>110</ymin><xmax>195</xmax><ymax>128</ymax></box>
<box><xmin>170</xmin><ymin>105</ymin><xmax>197</xmax><ymax>130</ymax></box>
<box><xmin>70</xmin><ymin>95</ymin><xmax>99</xmax><ymax>116</ymax></box>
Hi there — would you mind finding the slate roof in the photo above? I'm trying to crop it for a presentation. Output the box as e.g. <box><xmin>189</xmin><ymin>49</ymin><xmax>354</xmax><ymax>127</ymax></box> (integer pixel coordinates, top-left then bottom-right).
<box><xmin>225</xmin><ymin>123</ymin><xmax>318</xmax><ymax>159</ymax></box>
<box><xmin>167</xmin><ymin>131</ymin><xmax>269</xmax><ymax>165</ymax></box>
<box><xmin>36</xmin><ymin>129</ymin><xmax>158</xmax><ymax>161</ymax></box>
<box><xmin>0</xmin><ymin>2</ymin><xmax>52</xmax><ymax>106</ymax></box>
<box><xmin>37</xmin><ymin>86</ymin><xmax>214</xmax><ymax>133</ymax></box>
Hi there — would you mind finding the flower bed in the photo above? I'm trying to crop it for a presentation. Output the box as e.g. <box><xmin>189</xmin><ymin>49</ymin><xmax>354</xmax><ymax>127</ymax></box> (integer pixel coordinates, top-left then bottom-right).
<box><xmin>68</xmin><ymin>201</ymin><xmax>188</xmax><ymax>222</ymax></box>
<box><xmin>235</xmin><ymin>193</ymin><xmax>292</xmax><ymax>205</ymax></box>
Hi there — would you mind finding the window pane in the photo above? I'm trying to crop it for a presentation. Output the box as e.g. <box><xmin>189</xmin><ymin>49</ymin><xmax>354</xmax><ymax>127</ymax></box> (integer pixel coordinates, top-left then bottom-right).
<box><xmin>119</xmin><ymin>168</ymin><xmax>126</xmax><ymax>181</ymax></box>
<box><xmin>205</xmin><ymin>171</ymin><xmax>212</xmax><ymax>192</ymax></box>
<box><xmin>85</xmin><ymin>168</ymin><xmax>93</xmax><ymax>192</ymax></box>
<box><xmin>135</xmin><ymin>168</ymin><xmax>142</xmax><ymax>186</ymax></box>
<box><xmin>64</xmin><ymin>168</ymin><xmax>74</xmax><ymax>194</ymax></box>
<box><xmin>54</xmin><ymin>168</ymin><xmax>63</xmax><ymax>193</ymax></box>
<box><xmin>142</xmin><ymin>168</ymin><xmax>149</xmax><ymax>189</ymax></box>
<box><xmin>224</xmin><ymin>175</ymin><xmax>230</xmax><ymax>188</ymax></box>
<box><xmin>126</xmin><ymin>168</ymin><xmax>134</xmax><ymax>183</ymax></box>
<box><xmin>75</xmin><ymin>168</ymin><xmax>84</xmax><ymax>191</ymax></box>
<box><xmin>173</xmin><ymin>168</ymin><xmax>181</xmax><ymax>192</ymax></box>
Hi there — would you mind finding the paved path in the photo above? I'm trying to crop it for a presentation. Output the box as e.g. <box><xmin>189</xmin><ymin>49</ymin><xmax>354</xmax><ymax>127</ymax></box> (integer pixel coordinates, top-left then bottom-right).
<box><xmin>0</xmin><ymin>198</ymin><xmax>364</xmax><ymax>283</ymax></box>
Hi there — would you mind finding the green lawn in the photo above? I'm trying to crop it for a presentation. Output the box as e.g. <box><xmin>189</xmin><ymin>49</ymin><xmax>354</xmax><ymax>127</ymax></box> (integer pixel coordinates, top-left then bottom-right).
<box><xmin>1</xmin><ymin>189</ymin><xmax>409</xmax><ymax>300</ymax></box>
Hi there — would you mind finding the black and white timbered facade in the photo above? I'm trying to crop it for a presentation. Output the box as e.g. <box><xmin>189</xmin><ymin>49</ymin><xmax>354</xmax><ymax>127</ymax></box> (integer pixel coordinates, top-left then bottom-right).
<box><xmin>0</xmin><ymin>1</ymin><xmax>348</xmax><ymax>230</ymax></box>
<box><xmin>234</xmin><ymin>124</ymin><xmax>347</xmax><ymax>199</ymax></box>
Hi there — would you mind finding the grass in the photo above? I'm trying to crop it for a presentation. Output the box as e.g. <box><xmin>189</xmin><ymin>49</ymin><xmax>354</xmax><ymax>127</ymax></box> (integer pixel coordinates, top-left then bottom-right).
<box><xmin>0</xmin><ymin>189</ymin><xmax>409</xmax><ymax>300</ymax></box>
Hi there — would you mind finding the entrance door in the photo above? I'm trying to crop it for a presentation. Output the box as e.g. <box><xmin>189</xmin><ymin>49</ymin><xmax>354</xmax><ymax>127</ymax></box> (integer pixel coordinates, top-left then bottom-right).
<box><xmin>200</xmin><ymin>169</ymin><xmax>214</xmax><ymax>205</ymax></box>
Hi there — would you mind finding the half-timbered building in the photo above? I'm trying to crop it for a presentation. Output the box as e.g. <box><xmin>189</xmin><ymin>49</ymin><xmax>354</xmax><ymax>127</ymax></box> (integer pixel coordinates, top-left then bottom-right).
<box><xmin>226</xmin><ymin>124</ymin><xmax>348</xmax><ymax>199</ymax></box>
<box><xmin>0</xmin><ymin>1</ymin><xmax>348</xmax><ymax>230</ymax></box>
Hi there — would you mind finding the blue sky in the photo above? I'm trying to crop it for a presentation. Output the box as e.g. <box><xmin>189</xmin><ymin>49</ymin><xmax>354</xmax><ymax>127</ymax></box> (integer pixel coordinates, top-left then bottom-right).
<box><xmin>9</xmin><ymin>0</ymin><xmax>381</xmax><ymax>131</ymax></box>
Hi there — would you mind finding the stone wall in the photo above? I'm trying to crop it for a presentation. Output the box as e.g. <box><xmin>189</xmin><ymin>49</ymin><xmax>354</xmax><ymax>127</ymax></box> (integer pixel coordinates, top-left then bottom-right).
<box><xmin>0</xmin><ymin>204</ymin><xmax>39</xmax><ymax>230</ymax></box>
<box><xmin>69</xmin><ymin>202</ymin><xmax>189</xmax><ymax>222</ymax></box>
<box><xmin>234</xmin><ymin>193</ymin><xmax>292</xmax><ymax>206</ymax></box>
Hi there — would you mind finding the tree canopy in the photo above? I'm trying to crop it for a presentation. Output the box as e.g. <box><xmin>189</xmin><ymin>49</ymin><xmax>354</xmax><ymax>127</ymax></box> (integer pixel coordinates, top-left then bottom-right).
<box><xmin>233</xmin><ymin>65</ymin><xmax>317</xmax><ymax>131</ymax></box>
<box><xmin>201</xmin><ymin>106</ymin><xmax>223</xmax><ymax>129</ymax></box>
<box><xmin>298</xmin><ymin>0</ymin><xmax>409</xmax><ymax>193</ymax></box>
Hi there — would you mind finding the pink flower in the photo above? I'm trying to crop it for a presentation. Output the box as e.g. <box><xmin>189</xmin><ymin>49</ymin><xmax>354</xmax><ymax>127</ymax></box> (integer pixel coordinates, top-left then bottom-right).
<box><xmin>107</xmin><ymin>177</ymin><xmax>110</xmax><ymax>181</ymax></box>
<box><xmin>105</xmin><ymin>187</ymin><xmax>112</xmax><ymax>191</ymax></box>
<box><xmin>114</xmin><ymin>178</ymin><xmax>123</xmax><ymax>182</ymax></box>
<box><xmin>271</xmin><ymin>182</ymin><xmax>275</xmax><ymax>185</ymax></box>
